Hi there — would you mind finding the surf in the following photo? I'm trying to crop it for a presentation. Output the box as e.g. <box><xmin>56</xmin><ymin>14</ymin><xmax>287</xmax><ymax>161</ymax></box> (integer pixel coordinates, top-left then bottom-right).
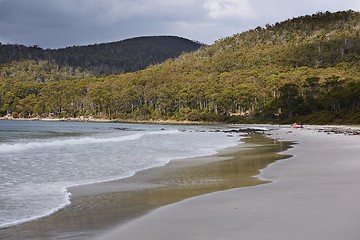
<box><xmin>0</xmin><ymin>129</ymin><xmax>180</xmax><ymax>153</ymax></box>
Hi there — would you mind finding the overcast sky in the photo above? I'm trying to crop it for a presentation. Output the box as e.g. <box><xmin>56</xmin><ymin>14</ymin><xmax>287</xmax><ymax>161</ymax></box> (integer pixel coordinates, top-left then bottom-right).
<box><xmin>0</xmin><ymin>0</ymin><xmax>360</xmax><ymax>49</ymax></box>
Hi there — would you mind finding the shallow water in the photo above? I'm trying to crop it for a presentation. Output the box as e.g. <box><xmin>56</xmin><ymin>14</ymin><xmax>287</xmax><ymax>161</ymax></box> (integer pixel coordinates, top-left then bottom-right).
<box><xmin>1</xmin><ymin>125</ymin><xmax>293</xmax><ymax>240</ymax></box>
<box><xmin>0</xmin><ymin>120</ymin><xmax>238</xmax><ymax>231</ymax></box>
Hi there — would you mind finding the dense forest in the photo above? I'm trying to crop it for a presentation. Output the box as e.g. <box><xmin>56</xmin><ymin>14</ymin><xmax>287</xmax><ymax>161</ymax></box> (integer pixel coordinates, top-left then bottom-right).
<box><xmin>1</xmin><ymin>11</ymin><xmax>360</xmax><ymax>124</ymax></box>
<box><xmin>0</xmin><ymin>36</ymin><xmax>203</xmax><ymax>76</ymax></box>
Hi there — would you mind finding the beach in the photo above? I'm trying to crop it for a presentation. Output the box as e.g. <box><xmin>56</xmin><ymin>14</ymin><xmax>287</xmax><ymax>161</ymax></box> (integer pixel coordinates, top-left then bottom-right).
<box><xmin>0</xmin><ymin>124</ymin><xmax>290</xmax><ymax>240</ymax></box>
<box><xmin>95</xmin><ymin>125</ymin><xmax>360</xmax><ymax>240</ymax></box>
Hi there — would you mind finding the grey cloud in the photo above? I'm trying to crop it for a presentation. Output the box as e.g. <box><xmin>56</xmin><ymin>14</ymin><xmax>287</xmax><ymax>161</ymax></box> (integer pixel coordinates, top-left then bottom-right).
<box><xmin>0</xmin><ymin>0</ymin><xmax>359</xmax><ymax>48</ymax></box>
<box><xmin>0</xmin><ymin>0</ymin><xmax>208</xmax><ymax>48</ymax></box>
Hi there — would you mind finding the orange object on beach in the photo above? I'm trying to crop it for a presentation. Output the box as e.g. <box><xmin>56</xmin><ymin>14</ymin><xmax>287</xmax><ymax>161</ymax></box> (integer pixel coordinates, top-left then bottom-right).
<box><xmin>292</xmin><ymin>123</ymin><xmax>303</xmax><ymax>128</ymax></box>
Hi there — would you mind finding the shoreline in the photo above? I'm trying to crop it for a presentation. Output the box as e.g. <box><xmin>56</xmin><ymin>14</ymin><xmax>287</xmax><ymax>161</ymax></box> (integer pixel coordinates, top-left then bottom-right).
<box><xmin>0</xmin><ymin>131</ymin><xmax>292</xmax><ymax>240</ymax></box>
<box><xmin>95</xmin><ymin>125</ymin><xmax>360</xmax><ymax>240</ymax></box>
<box><xmin>0</xmin><ymin>124</ymin><xmax>235</xmax><ymax>231</ymax></box>
<box><xmin>0</xmin><ymin>116</ymin><xmax>220</xmax><ymax>125</ymax></box>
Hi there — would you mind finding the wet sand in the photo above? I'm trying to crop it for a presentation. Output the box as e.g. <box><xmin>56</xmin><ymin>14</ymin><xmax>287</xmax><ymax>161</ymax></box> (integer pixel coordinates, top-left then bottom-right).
<box><xmin>0</xmin><ymin>133</ymin><xmax>292</xmax><ymax>240</ymax></box>
<box><xmin>96</xmin><ymin>125</ymin><xmax>360</xmax><ymax>240</ymax></box>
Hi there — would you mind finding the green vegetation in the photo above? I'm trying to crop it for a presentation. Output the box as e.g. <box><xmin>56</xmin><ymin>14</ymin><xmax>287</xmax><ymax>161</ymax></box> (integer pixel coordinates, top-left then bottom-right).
<box><xmin>1</xmin><ymin>11</ymin><xmax>360</xmax><ymax>124</ymax></box>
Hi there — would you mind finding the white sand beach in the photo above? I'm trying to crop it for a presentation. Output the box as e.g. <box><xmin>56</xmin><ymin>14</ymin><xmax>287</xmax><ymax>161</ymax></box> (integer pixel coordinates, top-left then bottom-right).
<box><xmin>95</xmin><ymin>125</ymin><xmax>360</xmax><ymax>240</ymax></box>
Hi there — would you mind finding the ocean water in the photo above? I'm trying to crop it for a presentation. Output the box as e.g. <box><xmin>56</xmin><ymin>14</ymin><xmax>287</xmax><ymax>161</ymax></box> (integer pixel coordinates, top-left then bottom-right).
<box><xmin>0</xmin><ymin>120</ymin><xmax>239</xmax><ymax>229</ymax></box>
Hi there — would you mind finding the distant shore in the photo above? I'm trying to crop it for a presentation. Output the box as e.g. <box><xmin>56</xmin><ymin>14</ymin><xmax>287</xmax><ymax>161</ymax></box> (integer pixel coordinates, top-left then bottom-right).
<box><xmin>0</xmin><ymin>116</ymin><xmax>218</xmax><ymax>125</ymax></box>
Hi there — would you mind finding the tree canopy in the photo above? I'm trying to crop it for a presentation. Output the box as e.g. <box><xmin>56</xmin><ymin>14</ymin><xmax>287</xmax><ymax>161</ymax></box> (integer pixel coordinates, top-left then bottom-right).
<box><xmin>1</xmin><ymin>11</ymin><xmax>360</xmax><ymax>124</ymax></box>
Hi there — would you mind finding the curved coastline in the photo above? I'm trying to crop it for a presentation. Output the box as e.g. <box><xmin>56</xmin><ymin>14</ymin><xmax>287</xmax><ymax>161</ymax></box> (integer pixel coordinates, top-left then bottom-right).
<box><xmin>97</xmin><ymin>125</ymin><xmax>360</xmax><ymax>240</ymax></box>
<box><xmin>0</xmin><ymin>130</ymin><xmax>293</xmax><ymax>240</ymax></box>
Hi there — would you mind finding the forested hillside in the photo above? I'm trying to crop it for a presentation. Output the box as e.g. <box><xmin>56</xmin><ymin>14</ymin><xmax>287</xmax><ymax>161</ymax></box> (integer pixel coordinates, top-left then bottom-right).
<box><xmin>0</xmin><ymin>36</ymin><xmax>203</xmax><ymax>76</ymax></box>
<box><xmin>1</xmin><ymin>11</ymin><xmax>360</xmax><ymax>124</ymax></box>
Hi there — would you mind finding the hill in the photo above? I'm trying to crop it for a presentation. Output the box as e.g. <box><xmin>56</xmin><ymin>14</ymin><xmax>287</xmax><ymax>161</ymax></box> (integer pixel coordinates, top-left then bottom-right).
<box><xmin>0</xmin><ymin>36</ymin><xmax>203</xmax><ymax>76</ymax></box>
<box><xmin>1</xmin><ymin>11</ymin><xmax>360</xmax><ymax>124</ymax></box>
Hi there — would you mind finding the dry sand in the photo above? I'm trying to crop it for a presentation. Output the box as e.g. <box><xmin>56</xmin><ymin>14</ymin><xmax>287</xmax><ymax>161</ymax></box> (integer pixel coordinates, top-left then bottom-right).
<box><xmin>95</xmin><ymin>125</ymin><xmax>360</xmax><ymax>240</ymax></box>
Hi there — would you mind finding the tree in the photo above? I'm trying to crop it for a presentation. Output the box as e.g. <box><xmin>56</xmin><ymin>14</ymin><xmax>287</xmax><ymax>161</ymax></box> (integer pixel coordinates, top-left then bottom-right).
<box><xmin>277</xmin><ymin>83</ymin><xmax>304</xmax><ymax>118</ymax></box>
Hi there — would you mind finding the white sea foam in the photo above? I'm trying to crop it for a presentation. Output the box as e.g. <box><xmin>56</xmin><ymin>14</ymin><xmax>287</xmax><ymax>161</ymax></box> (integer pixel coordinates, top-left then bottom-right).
<box><xmin>0</xmin><ymin>129</ymin><xmax>179</xmax><ymax>153</ymax></box>
<box><xmin>0</xmin><ymin>121</ymin><xmax>240</xmax><ymax>230</ymax></box>
<box><xmin>0</xmin><ymin>184</ymin><xmax>71</xmax><ymax>229</ymax></box>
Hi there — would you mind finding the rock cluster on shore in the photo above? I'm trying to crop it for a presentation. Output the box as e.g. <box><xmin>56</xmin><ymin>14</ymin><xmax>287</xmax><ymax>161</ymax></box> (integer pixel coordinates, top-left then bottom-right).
<box><xmin>315</xmin><ymin>127</ymin><xmax>360</xmax><ymax>136</ymax></box>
